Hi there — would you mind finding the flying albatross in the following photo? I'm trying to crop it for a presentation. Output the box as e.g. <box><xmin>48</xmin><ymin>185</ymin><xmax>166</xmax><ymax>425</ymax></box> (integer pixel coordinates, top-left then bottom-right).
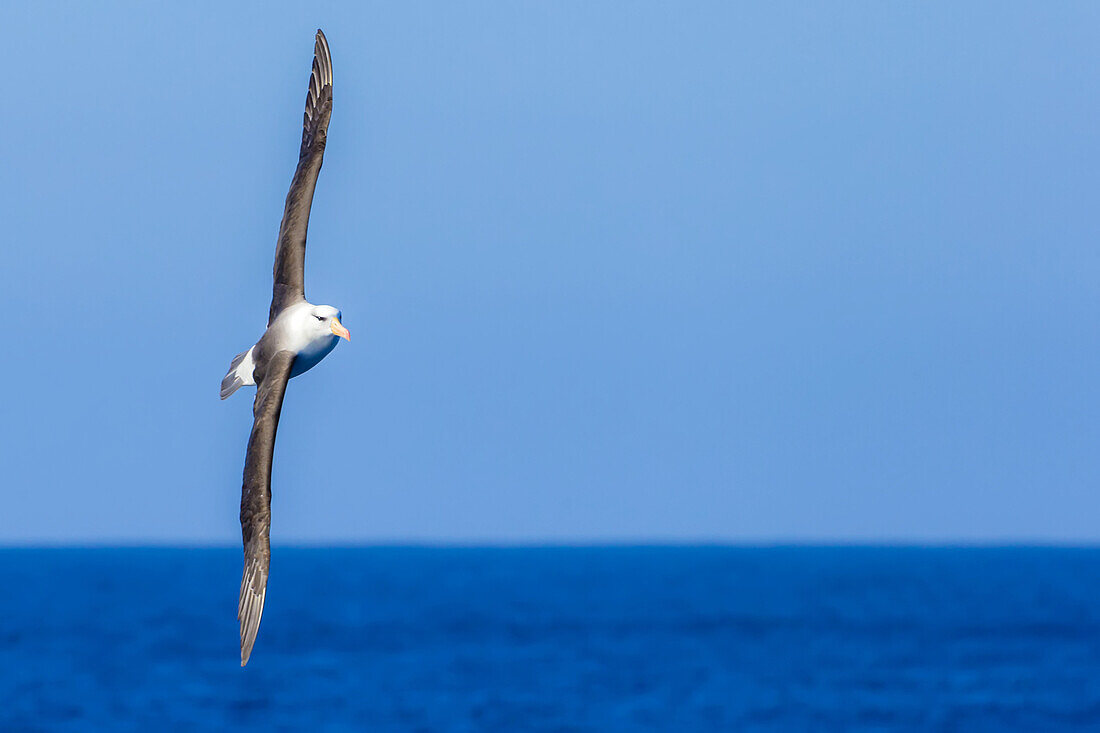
<box><xmin>221</xmin><ymin>29</ymin><xmax>349</xmax><ymax>666</ymax></box>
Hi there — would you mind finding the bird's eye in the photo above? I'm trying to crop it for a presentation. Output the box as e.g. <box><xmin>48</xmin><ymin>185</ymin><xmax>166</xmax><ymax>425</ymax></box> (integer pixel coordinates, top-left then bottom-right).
<box><xmin>315</xmin><ymin>315</ymin><xmax>325</xmax><ymax>321</ymax></box>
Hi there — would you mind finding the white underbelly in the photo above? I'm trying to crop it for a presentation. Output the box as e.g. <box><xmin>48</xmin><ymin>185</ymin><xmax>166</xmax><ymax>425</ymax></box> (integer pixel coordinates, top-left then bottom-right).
<box><xmin>291</xmin><ymin>336</ymin><xmax>338</xmax><ymax>377</ymax></box>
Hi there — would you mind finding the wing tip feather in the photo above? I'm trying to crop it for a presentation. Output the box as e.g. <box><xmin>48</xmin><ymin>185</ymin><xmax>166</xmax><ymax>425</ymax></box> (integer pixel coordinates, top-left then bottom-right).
<box><xmin>301</xmin><ymin>27</ymin><xmax>333</xmax><ymax>146</ymax></box>
<box><xmin>238</xmin><ymin>557</ymin><xmax>268</xmax><ymax>667</ymax></box>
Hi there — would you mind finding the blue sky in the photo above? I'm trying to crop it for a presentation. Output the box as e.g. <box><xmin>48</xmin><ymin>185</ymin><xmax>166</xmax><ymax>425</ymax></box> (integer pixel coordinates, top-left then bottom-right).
<box><xmin>2</xmin><ymin>2</ymin><xmax>1099</xmax><ymax>543</ymax></box>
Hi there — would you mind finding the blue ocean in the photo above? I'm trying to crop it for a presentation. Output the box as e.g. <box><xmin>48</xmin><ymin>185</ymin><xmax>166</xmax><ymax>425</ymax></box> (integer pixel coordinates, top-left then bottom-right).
<box><xmin>3</xmin><ymin>546</ymin><xmax>1100</xmax><ymax>731</ymax></box>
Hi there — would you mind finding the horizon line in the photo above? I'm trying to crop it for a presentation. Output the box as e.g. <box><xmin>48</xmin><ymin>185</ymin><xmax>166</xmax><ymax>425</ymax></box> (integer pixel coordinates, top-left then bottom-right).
<box><xmin>3</xmin><ymin>538</ymin><xmax>1100</xmax><ymax>550</ymax></box>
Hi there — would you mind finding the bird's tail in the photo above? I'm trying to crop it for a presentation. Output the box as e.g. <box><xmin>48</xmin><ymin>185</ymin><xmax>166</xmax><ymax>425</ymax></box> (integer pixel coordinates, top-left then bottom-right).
<box><xmin>220</xmin><ymin>347</ymin><xmax>256</xmax><ymax>400</ymax></box>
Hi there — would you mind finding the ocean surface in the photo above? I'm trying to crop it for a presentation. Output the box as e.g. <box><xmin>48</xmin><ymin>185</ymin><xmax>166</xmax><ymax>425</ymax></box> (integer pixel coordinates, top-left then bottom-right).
<box><xmin>3</xmin><ymin>546</ymin><xmax>1100</xmax><ymax>731</ymax></box>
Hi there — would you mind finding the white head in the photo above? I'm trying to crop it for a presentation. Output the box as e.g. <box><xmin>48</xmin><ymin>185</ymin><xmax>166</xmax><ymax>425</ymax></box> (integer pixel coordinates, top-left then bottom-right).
<box><xmin>305</xmin><ymin>304</ymin><xmax>350</xmax><ymax>342</ymax></box>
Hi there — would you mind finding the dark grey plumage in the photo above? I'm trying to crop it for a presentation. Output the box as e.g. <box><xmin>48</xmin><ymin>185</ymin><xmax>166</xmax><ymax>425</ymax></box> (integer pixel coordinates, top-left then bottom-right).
<box><xmin>270</xmin><ymin>29</ymin><xmax>333</xmax><ymax>325</ymax></box>
<box><xmin>237</xmin><ymin>29</ymin><xmax>335</xmax><ymax>667</ymax></box>
<box><xmin>238</xmin><ymin>349</ymin><xmax>295</xmax><ymax>665</ymax></box>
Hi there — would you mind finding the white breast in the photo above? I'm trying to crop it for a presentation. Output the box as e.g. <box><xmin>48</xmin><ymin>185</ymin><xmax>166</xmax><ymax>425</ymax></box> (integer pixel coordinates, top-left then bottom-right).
<box><xmin>290</xmin><ymin>334</ymin><xmax>338</xmax><ymax>377</ymax></box>
<box><xmin>271</xmin><ymin>303</ymin><xmax>340</xmax><ymax>378</ymax></box>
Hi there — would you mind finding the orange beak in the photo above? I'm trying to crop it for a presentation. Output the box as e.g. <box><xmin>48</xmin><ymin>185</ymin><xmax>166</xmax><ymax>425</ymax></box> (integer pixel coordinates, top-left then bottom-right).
<box><xmin>330</xmin><ymin>318</ymin><xmax>350</xmax><ymax>341</ymax></box>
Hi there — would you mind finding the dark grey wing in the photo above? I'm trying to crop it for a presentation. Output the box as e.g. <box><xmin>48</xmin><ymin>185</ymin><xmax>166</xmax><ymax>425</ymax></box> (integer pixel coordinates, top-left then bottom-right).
<box><xmin>238</xmin><ymin>349</ymin><xmax>296</xmax><ymax>666</ymax></box>
<box><xmin>269</xmin><ymin>29</ymin><xmax>334</xmax><ymax>324</ymax></box>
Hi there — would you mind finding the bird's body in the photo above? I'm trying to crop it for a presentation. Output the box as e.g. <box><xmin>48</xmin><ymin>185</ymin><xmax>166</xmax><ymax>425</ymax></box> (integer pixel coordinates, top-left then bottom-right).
<box><xmin>222</xmin><ymin>29</ymin><xmax>348</xmax><ymax>666</ymax></box>
<box><xmin>221</xmin><ymin>303</ymin><xmax>345</xmax><ymax>398</ymax></box>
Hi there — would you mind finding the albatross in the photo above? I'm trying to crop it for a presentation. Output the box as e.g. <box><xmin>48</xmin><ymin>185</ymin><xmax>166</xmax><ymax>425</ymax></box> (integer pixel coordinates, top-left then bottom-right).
<box><xmin>220</xmin><ymin>29</ymin><xmax>349</xmax><ymax>666</ymax></box>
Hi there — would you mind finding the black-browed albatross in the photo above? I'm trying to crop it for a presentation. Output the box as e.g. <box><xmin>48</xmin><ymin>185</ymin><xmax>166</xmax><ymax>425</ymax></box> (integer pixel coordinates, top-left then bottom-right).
<box><xmin>221</xmin><ymin>29</ymin><xmax>349</xmax><ymax>666</ymax></box>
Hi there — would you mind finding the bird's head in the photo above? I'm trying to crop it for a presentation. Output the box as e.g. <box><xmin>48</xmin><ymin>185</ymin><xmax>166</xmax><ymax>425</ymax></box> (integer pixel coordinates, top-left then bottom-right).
<box><xmin>308</xmin><ymin>305</ymin><xmax>350</xmax><ymax>342</ymax></box>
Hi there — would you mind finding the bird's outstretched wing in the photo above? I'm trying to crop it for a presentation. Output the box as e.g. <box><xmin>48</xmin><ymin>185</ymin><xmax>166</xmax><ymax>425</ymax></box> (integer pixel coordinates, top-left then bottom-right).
<box><xmin>269</xmin><ymin>29</ymin><xmax>333</xmax><ymax>324</ymax></box>
<box><xmin>238</xmin><ymin>349</ymin><xmax>296</xmax><ymax>666</ymax></box>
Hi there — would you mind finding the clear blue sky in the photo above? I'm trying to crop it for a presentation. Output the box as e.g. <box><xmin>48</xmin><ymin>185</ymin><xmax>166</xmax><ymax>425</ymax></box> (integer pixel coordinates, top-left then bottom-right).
<box><xmin>3</xmin><ymin>2</ymin><xmax>1099</xmax><ymax>544</ymax></box>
